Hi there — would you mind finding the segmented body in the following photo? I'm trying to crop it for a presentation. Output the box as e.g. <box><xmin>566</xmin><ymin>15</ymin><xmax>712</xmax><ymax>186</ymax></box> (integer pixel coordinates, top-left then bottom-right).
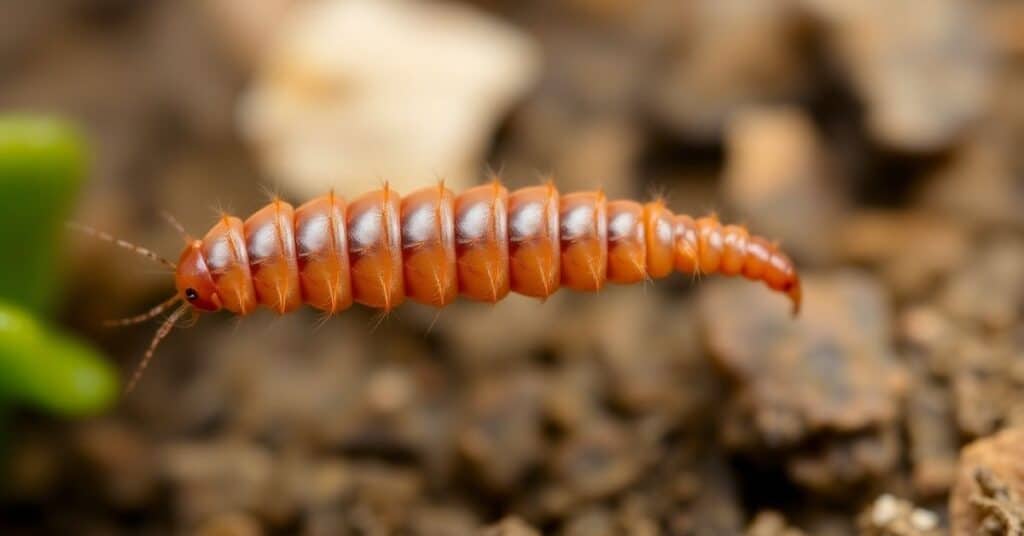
<box><xmin>175</xmin><ymin>181</ymin><xmax>802</xmax><ymax>316</ymax></box>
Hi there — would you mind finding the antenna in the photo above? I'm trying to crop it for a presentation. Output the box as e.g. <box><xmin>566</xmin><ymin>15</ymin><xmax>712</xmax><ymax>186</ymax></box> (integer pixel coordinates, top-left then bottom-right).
<box><xmin>66</xmin><ymin>221</ymin><xmax>176</xmax><ymax>270</ymax></box>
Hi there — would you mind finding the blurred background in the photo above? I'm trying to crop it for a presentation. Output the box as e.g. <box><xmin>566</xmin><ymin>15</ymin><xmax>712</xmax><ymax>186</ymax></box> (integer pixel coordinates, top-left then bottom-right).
<box><xmin>1</xmin><ymin>0</ymin><xmax>1023</xmax><ymax>534</ymax></box>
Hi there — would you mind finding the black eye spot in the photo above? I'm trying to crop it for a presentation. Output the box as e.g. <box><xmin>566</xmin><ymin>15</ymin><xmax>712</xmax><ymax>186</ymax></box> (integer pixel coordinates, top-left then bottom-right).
<box><xmin>185</xmin><ymin>288</ymin><xmax>199</xmax><ymax>301</ymax></box>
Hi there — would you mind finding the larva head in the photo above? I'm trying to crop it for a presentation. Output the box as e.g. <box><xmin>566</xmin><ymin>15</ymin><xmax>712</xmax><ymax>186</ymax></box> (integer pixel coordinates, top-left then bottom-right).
<box><xmin>175</xmin><ymin>241</ymin><xmax>221</xmax><ymax>312</ymax></box>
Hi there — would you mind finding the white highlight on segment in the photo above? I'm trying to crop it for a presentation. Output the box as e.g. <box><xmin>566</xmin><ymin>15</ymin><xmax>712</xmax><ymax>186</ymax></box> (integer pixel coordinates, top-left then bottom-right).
<box><xmin>656</xmin><ymin>218</ymin><xmax>673</xmax><ymax>246</ymax></box>
<box><xmin>510</xmin><ymin>202</ymin><xmax>542</xmax><ymax>241</ymax></box>
<box><xmin>297</xmin><ymin>214</ymin><xmax>330</xmax><ymax>254</ymax></box>
<box><xmin>560</xmin><ymin>205</ymin><xmax>593</xmax><ymax>239</ymax></box>
<box><xmin>608</xmin><ymin>211</ymin><xmax>636</xmax><ymax>240</ymax></box>
<box><xmin>350</xmin><ymin>208</ymin><xmax>382</xmax><ymax>248</ymax></box>
<box><xmin>458</xmin><ymin>202</ymin><xmax>490</xmax><ymax>241</ymax></box>
<box><xmin>403</xmin><ymin>203</ymin><xmax>436</xmax><ymax>244</ymax></box>
<box><xmin>207</xmin><ymin>237</ymin><xmax>232</xmax><ymax>270</ymax></box>
<box><xmin>248</xmin><ymin>223</ymin><xmax>278</xmax><ymax>260</ymax></box>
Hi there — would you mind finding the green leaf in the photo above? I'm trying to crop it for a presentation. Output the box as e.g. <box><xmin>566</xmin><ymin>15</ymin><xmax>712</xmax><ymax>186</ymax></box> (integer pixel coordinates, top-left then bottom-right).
<box><xmin>0</xmin><ymin>302</ymin><xmax>117</xmax><ymax>416</ymax></box>
<box><xmin>0</xmin><ymin>116</ymin><xmax>119</xmax><ymax>415</ymax></box>
<box><xmin>0</xmin><ymin>116</ymin><xmax>86</xmax><ymax>315</ymax></box>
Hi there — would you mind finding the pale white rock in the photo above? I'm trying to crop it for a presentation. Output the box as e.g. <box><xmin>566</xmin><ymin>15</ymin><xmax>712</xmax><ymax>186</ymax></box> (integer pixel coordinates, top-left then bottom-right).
<box><xmin>238</xmin><ymin>0</ymin><xmax>541</xmax><ymax>199</ymax></box>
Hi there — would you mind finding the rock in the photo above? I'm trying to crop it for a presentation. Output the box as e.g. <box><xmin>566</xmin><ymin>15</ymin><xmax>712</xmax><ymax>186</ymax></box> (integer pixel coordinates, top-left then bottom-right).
<box><xmin>458</xmin><ymin>371</ymin><xmax>544</xmax><ymax>492</ymax></box>
<box><xmin>968</xmin><ymin>468</ymin><xmax>1024</xmax><ymax>536</ymax></box>
<box><xmin>179</xmin><ymin>314</ymin><xmax>458</xmax><ymax>477</ymax></box>
<box><xmin>411</xmin><ymin>506</ymin><xmax>479</xmax><ymax>536</ymax></box>
<box><xmin>898</xmin><ymin>298</ymin><xmax>1024</xmax><ymax>446</ymax></box>
<box><xmin>912</xmin><ymin>2</ymin><xmax>1024</xmax><ymax>223</ymax></box>
<box><xmin>551</xmin><ymin>421</ymin><xmax>644</xmax><ymax>501</ymax></box>
<box><xmin>546</xmin><ymin>290</ymin><xmax>709</xmax><ymax>422</ymax></box>
<box><xmin>543</xmin><ymin>356</ymin><xmax>605</xmax><ymax>434</ymax></box>
<box><xmin>706</xmin><ymin>271</ymin><xmax>902</xmax><ymax>442</ymax></box>
<box><xmin>500</xmin><ymin>61</ymin><xmax>642</xmax><ymax>198</ymax></box>
<box><xmin>479</xmin><ymin>516</ymin><xmax>541</xmax><ymax>536</ymax></box>
<box><xmin>786</xmin><ymin>425</ymin><xmax>902</xmax><ymax>494</ymax></box>
<box><xmin>287</xmin><ymin>459</ymin><xmax>352</xmax><ymax>512</ymax></box>
<box><xmin>649</xmin><ymin>0</ymin><xmax>811</xmax><ymax>141</ymax></box>
<box><xmin>291</xmin><ymin>461</ymin><xmax>425</xmax><ymax>535</ymax></box>
<box><xmin>615</xmin><ymin>497</ymin><xmax>660</xmax><ymax>536</ymax></box>
<box><xmin>493</xmin><ymin>1</ymin><xmax>691</xmax><ymax>198</ymax></box>
<box><xmin>560</xmin><ymin>502</ymin><xmax>657</xmax><ymax>536</ymax></box>
<box><xmin>745</xmin><ymin>510</ymin><xmax>806</xmax><ymax>536</ymax></box>
<box><xmin>239</xmin><ymin>0</ymin><xmax>540</xmax><ymax>199</ymax></box>
<box><xmin>545</xmin><ymin>117</ymin><xmax>641</xmax><ymax>199</ymax></box>
<box><xmin>950</xmin><ymin>427</ymin><xmax>1024</xmax><ymax>535</ymax></box>
<box><xmin>161</xmin><ymin>441</ymin><xmax>276</xmax><ymax>525</ymax></box>
<box><xmin>950</xmin><ymin>334</ymin><xmax>1024</xmax><ymax>439</ymax></box>
<box><xmin>838</xmin><ymin>211</ymin><xmax>969</xmax><ymax>301</ymax></box>
<box><xmin>346</xmin><ymin>463</ymin><xmax>426</xmax><ymax>534</ymax></box>
<box><xmin>194</xmin><ymin>512</ymin><xmax>264</xmax><ymax>536</ymax></box>
<box><xmin>199</xmin><ymin>0</ymin><xmax>299</xmax><ymax>66</ymax></box>
<box><xmin>926</xmin><ymin>238</ymin><xmax>1024</xmax><ymax>439</ymax></box>
<box><xmin>433</xmin><ymin>293</ymin><xmax>569</xmax><ymax>369</ymax></box>
<box><xmin>858</xmin><ymin>494</ymin><xmax>942</xmax><ymax>536</ymax></box>
<box><xmin>304</xmin><ymin>510</ymin><xmax>349</xmax><ymax>536</ymax></box>
<box><xmin>802</xmin><ymin>0</ymin><xmax>993</xmax><ymax>151</ymax></box>
<box><xmin>982</xmin><ymin>1</ymin><xmax>1024</xmax><ymax>57</ymax></box>
<box><xmin>673</xmin><ymin>455</ymin><xmax>746</xmax><ymax>535</ymax></box>
<box><xmin>702</xmin><ymin>271</ymin><xmax>906</xmax><ymax>492</ymax></box>
<box><xmin>74</xmin><ymin>420</ymin><xmax>158</xmax><ymax>508</ymax></box>
<box><xmin>562</xmin><ymin>508</ymin><xmax>616</xmax><ymax>536</ymax></box>
<box><xmin>905</xmin><ymin>378</ymin><xmax>958</xmax><ymax>497</ymax></box>
<box><xmin>940</xmin><ymin>238</ymin><xmax>1024</xmax><ymax>331</ymax></box>
<box><xmin>3</xmin><ymin>432</ymin><xmax>63</xmax><ymax>502</ymax></box>
<box><xmin>918</xmin><ymin>134</ymin><xmax>1024</xmax><ymax>229</ymax></box>
<box><xmin>723</xmin><ymin>106</ymin><xmax>844</xmax><ymax>263</ymax></box>
<box><xmin>897</xmin><ymin>305</ymin><xmax>964</xmax><ymax>377</ymax></box>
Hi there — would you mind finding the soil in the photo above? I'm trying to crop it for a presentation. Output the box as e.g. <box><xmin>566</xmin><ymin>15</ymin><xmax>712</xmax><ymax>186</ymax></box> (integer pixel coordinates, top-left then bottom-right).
<box><xmin>1</xmin><ymin>0</ymin><xmax>1023</xmax><ymax>534</ymax></box>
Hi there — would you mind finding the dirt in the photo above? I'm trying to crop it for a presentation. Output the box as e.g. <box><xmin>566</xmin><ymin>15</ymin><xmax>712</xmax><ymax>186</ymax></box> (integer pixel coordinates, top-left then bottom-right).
<box><xmin>2</xmin><ymin>0</ymin><xmax>1024</xmax><ymax>534</ymax></box>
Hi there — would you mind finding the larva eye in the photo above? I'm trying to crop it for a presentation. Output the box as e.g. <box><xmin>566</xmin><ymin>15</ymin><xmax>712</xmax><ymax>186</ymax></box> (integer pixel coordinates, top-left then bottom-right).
<box><xmin>185</xmin><ymin>288</ymin><xmax>199</xmax><ymax>301</ymax></box>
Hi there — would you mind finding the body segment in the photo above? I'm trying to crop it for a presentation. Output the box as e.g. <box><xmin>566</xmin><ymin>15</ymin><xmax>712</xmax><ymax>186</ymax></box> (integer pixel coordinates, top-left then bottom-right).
<box><xmin>244</xmin><ymin>199</ymin><xmax>302</xmax><ymax>314</ymax></box>
<box><xmin>558</xmin><ymin>191</ymin><xmax>607</xmax><ymax>292</ymax></box>
<box><xmin>400</xmin><ymin>183</ymin><xmax>458</xmax><ymax>308</ymax></box>
<box><xmin>605</xmin><ymin>200</ymin><xmax>647</xmax><ymax>284</ymax></box>
<box><xmin>347</xmin><ymin>186</ymin><xmax>404</xmax><ymax>310</ymax></box>
<box><xmin>508</xmin><ymin>184</ymin><xmax>560</xmax><ymax>298</ymax></box>
<box><xmin>294</xmin><ymin>192</ymin><xmax>352</xmax><ymax>314</ymax></box>
<box><xmin>454</xmin><ymin>183</ymin><xmax>510</xmax><ymax>303</ymax></box>
<box><xmin>199</xmin><ymin>216</ymin><xmax>257</xmax><ymax>315</ymax></box>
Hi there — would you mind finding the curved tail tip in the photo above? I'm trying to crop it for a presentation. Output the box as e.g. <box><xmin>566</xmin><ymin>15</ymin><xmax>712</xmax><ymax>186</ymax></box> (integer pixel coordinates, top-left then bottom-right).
<box><xmin>788</xmin><ymin>279</ymin><xmax>802</xmax><ymax>317</ymax></box>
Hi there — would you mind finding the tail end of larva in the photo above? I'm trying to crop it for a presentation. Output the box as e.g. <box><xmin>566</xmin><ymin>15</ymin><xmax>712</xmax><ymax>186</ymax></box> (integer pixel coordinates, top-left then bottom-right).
<box><xmin>787</xmin><ymin>276</ymin><xmax>802</xmax><ymax>317</ymax></box>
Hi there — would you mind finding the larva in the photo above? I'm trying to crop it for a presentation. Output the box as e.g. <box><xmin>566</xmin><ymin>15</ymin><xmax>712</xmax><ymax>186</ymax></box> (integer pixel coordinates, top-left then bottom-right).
<box><xmin>74</xmin><ymin>180</ymin><xmax>801</xmax><ymax>391</ymax></box>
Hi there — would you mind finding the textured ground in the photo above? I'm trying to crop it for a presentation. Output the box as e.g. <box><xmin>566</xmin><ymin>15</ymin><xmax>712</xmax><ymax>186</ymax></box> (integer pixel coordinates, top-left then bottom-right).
<box><xmin>1</xmin><ymin>0</ymin><xmax>1023</xmax><ymax>534</ymax></box>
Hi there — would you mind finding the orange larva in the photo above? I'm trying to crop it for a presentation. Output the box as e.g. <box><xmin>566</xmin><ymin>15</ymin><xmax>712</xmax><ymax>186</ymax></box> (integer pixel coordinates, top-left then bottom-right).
<box><xmin>72</xmin><ymin>180</ymin><xmax>801</xmax><ymax>391</ymax></box>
